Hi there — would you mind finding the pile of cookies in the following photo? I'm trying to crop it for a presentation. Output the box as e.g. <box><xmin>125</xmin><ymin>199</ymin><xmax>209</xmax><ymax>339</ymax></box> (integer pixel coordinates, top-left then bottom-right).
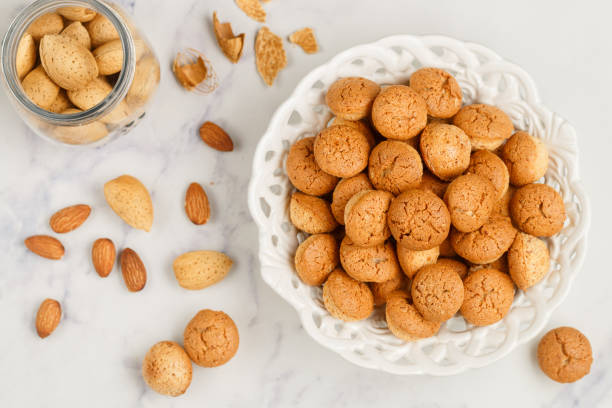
<box><xmin>286</xmin><ymin>68</ymin><xmax>567</xmax><ymax>342</ymax></box>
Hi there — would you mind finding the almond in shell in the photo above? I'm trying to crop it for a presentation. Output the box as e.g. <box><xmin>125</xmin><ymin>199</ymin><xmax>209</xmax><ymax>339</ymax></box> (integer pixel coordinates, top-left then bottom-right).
<box><xmin>126</xmin><ymin>56</ymin><xmax>160</xmax><ymax>107</ymax></box>
<box><xmin>49</xmin><ymin>204</ymin><xmax>91</xmax><ymax>233</ymax></box>
<box><xmin>93</xmin><ymin>39</ymin><xmax>123</xmax><ymax>75</ymax></box>
<box><xmin>25</xmin><ymin>235</ymin><xmax>65</xmax><ymax>260</ymax></box>
<box><xmin>57</xmin><ymin>6</ymin><xmax>97</xmax><ymax>22</ymax></box>
<box><xmin>27</xmin><ymin>13</ymin><xmax>63</xmax><ymax>41</ymax></box>
<box><xmin>61</xmin><ymin>21</ymin><xmax>92</xmax><ymax>50</ymax></box>
<box><xmin>92</xmin><ymin>238</ymin><xmax>116</xmax><ymax>278</ymax></box>
<box><xmin>21</xmin><ymin>66</ymin><xmax>60</xmax><ymax>109</ymax></box>
<box><xmin>173</xmin><ymin>251</ymin><xmax>233</xmax><ymax>290</ymax></box>
<box><xmin>121</xmin><ymin>248</ymin><xmax>146</xmax><ymax>292</ymax></box>
<box><xmin>199</xmin><ymin>121</ymin><xmax>234</xmax><ymax>152</ymax></box>
<box><xmin>104</xmin><ymin>175</ymin><xmax>154</xmax><ymax>231</ymax></box>
<box><xmin>67</xmin><ymin>77</ymin><xmax>129</xmax><ymax>124</ymax></box>
<box><xmin>47</xmin><ymin>90</ymin><xmax>74</xmax><ymax>114</ymax></box>
<box><xmin>35</xmin><ymin>298</ymin><xmax>62</xmax><ymax>338</ymax></box>
<box><xmin>16</xmin><ymin>33</ymin><xmax>36</xmax><ymax>79</ymax></box>
<box><xmin>39</xmin><ymin>34</ymin><xmax>98</xmax><ymax>91</ymax></box>
<box><xmin>86</xmin><ymin>14</ymin><xmax>119</xmax><ymax>48</ymax></box>
<box><xmin>185</xmin><ymin>183</ymin><xmax>210</xmax><ymax>225</ymax></box>
<box><xmin>53</xmin><ymin>108</ymin><xmax>109</xmax><ymax>144</ymax></box>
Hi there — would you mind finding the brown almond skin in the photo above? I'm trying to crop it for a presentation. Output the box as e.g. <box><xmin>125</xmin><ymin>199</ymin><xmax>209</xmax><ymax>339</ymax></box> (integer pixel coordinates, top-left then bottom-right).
<box><xmin>92</xmin><ymin>238</ymin><xmax>115</xmax><ymax>278</ymax></box>
<box><xmin>49</xmin><ymin>204</ymin><xmax>91</xmax><ymax>233</ymax></box>
<box><xmin>36</xmin><ymin>298</ymin><xmax>61</xmax><ymax>338</ymax></box>
<box><xmin>199</xmin><ymin>121</ymin><xmax>234</xmax><ymax>151</ymax></box>
<box><xmin>185</xmin><ymin>182</ymin><xmax>210</xmax><ymax>225</ymax></box>
<box><xmin>120</xmin><ymin>248</ymin><xmax>146</xmax><ymax>292</ymax></box>
<box><xmin>25</xmin><ymin>235</ymin><xmax>64</xmax><ymax>260</ymax></box>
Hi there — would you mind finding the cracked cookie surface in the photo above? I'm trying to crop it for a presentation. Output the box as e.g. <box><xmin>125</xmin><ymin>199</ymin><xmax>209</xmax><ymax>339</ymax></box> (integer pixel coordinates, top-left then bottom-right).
<box><xmin>502</xmin><ymin>131</ymin><xmax>549</xmax><ymax>186</ymax></box>
<box><xmin>409</xmin><ymin>67</ymin><xmax>462</xmax><ymax>118</ymax></box>
<box><xmin>325</xmin><ymin>77</ymin><xmax>380</xmax><ymax>121</ymax></box>
<box><xmin>444</xmin><ymin>173</ymin><xmax>497</xmax><ymax>233</ymax></box>
<box><xmin>460</xmin><ymin>268</ymin><xmax>514</xmax><ymax>326</ymax></box>
<box><xmin>450</xmin><ymin>216</ymin><xmax>517</xmax><ymax>264</ymax></box>
<box><xmin>420</xmin><ymin>123</ymin><xmax>471</xmax><ymax>180</ymax></box>
<box><xmin>368</xmin><ymin>140</ymin><xmax>423</xmax><ymax>195</ymax></box>
<box><xmin>510</xmin><ymin>183</ymin><xmax>566</xmax><ymax>237</ymax></box>
<box><xmin>183</xmin><ymin>309</ymin><xmax>239</xmax><ymax>367</ymax></box>
<box><xmin>295</xmin><ymin>234</ymin><xmax>339</xmax><ymax>286</ymax></box>
<box><xmin>286</xmin><ymin>137</ymin><xmax>339</xmax><ymax>196</ymax></box>
<box><xmin>289</xmin><ymin>192</ymin><xmax>338</xmax><ymax>234</ymax></box>
<box><xmin>453</xmin><ymin>104</ymin><xmax>514</xmax><ymax>150</ymax></box>
<box><xmin>344</xmin><ymin>190</ymin><xmax>393</xmax><ymax>246</ymax></box>
<box><xmin>340</xmin><ymin>237</ymin><xmax>400</xmax><ymax>283</ymax></box>
<box><xmin>372</xmin><ymin>85</ymin><xmax>427</xmax><ymax>140</ymax></box>
<box><xmin>313</xmin><ymin>125</ymin><xmax>370</xmax><ymax>178</ymax></box>
<box><xmin>466</xmin><ymin>149</ymin><xmax>510</xmax><ymax>200</ymax></box>
<box><xmin>331</xmin><ymin>173</ymin><xmax>372</xmax><ymax>224</ymax></box>
<box><xmin>411</xmin><ymin>262</ymin><xmax>464</xmax><ymax>322</ymax></box>
<box><xmin>323</xmin><ymin>268</ymin><xmax>374</xmax><ymax>321</ymax></box>
<box><xmin>537</xmin><ymin>327</ymin><xmax>593</xmax><ymax>383</ymax></box>
<box><xmin>385</xmin><ymin>290</ymin><xmax>440</xmax><ymax>341</ymax></box>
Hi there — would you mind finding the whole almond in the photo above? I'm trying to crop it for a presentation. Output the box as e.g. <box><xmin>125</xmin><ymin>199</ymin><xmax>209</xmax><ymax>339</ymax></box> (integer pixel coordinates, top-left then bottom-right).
<box><xmin>104</xmin><ymin>175</ymin><xmax>154</xmax><ymax>231</ymax></box>
<box><xmin>67</xmin><ymin>77</ymin><xmax>129</xmax><ymax>125</ymax></box>
<box><xmin>27</xmin><ymin>13</ymin><xmax>63</xmax><ymax>41</ymax></box>
<box><xmin>16</xmin><ymin>33</ymin><xmax>36</xmax><ymax>79</ymax></box>
<box><xmin>61</xmin><ymin>21</ymin><xmax>92</xmax><ymax>50</ymax></box>
<box><xmin>92</xmin><ymin>238</ymin><xmax>116</xmax><ymax>278</ymax></box>
<box><xmin>185</xmin><ymin>183</ymin><xmax>210</xmax><ymax>225</ymax></box>
<box><xmin>25</xmin><ymin>235</ymin><xmax>64</xmax><ymax>260</ymax></box>
<box><xmin>199</xmin><ymin>122</ymin><xmax>234</xmax><ymax>152</ymax></box>
<box><xmin>173</xmin><ymin>250</ymin><xmax>233</xmax><ymax>290</ymax></box>
<box><xmin>93</xmin><ymin>39</ymin><xmax>124</xmax><ymax>75</ymax></box>
<box><xmin>49</xmin><ymin>204</ymin><xmax>91</xmax><ymax>233</ymax></box>
<box><xmin>121</xmin><ymin>248</ymin><xmax>147</xmax><ymax>292</ymax></box>
<box><xmin>86</xmin><ymin>14</ymin><xmax>119</xmax><ymax>48</ymax></box>
<box><xmin>21</xmin><ymin>66</ymin><xmax>60</xmax><ymax>109</ymax></box>
<box><xmin>126</xmin><ymin>56</ymin><xmax>160</xmax><ymax>107</ymax></box>
<box><xmin>35</xmin><ymin>298</ymin><xmax>61</xmax><ymax>338</ymax></box>
<box><xmin>39</xmin><ymin>34</ymin><xmax>98</xmax><ymax>91</ymax></box>
<box><xmin>57</xmin><ymin>6</ymin><xmax>97</xmax><ymax>22</ymax></box>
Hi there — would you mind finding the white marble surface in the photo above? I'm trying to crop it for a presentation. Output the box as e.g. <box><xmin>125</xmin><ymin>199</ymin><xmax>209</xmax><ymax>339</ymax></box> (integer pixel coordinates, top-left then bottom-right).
<box><xmin>1</xmin><ymin>0</ymin><xmax>611</xmax><ymax>406</ymax></box>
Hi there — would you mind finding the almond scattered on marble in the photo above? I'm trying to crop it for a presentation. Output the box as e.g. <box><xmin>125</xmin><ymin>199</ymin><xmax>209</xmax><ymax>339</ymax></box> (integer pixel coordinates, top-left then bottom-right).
<box><xmin>120</xmin><ymin>248</ymin><xmax>147</xmax><ymax>292</ymax></box>
<box><xmin>35</xmin><ymin>298</ymin><xmax>62</xmax><ymax>338</ymax></box>
<box><xmin>104</xmin><ymin>175</ymin><xmax>154</xmax><ymax>231</ymax></box>
<box><xmin>235</xmin><ymin>0</ymin><xmax>266</xmax><ymax>22</ymax></box>
<box><xmin>199</xmin><ymin>121</ymin><xmax>234</xmax><ymax>152</ymax></box>
<box><xmin>24</xmin><ymin>235</ymin><xmax>65</xmax><ymax>260</ymax></box>
<box><xmin>212</xmin><ymin>12</ymin><xmax>245</xmax><ymax>64</ymax></box>
<box><xmin>185</xmin><ymin>183</ymin><xmax>210</xmax><ymax>225</ymax></box>
<box><xmin>92</xmin><ymin>238</ymin><xmax>116</xmax><ymax>278</ymax></box>
<box><xmin>173</xmin><ymin>250</ymin><xmax>233</xmax><ymax>290</ymax></box>
<box><xmin>49</xmin><ymin>204</ymin><xmax>91</xmax><ymax>233</ymax></box>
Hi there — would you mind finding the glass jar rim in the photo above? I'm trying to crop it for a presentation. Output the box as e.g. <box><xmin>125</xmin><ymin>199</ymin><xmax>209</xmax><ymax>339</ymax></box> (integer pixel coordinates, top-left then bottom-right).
<box><xmin>0</xmin><ymin>0</ymin><xmax>136</xmax><ymax>126</ymax></box>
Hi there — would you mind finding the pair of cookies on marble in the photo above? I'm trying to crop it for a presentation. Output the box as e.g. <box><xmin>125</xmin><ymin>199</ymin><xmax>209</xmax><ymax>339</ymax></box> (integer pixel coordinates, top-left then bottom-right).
<box><xmin>286</xmin><ymin>67</ymin><xmax>567</xmax><ymax>342</ymax></box>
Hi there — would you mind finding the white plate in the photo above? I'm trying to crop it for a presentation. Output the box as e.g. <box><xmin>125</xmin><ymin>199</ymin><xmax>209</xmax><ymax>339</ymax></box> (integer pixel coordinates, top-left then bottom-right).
<box><xmin>247</xmin><ymin>35</ymin><xmax>590</xmax><ymax>375</ymax></box>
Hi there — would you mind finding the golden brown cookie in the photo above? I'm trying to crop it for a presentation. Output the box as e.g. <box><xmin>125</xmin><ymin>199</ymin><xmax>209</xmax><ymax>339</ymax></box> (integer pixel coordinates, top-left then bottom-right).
<box><xmin>344</xmin><ymin>190</ymin><xmax>393</xmax><ymax>247</ymax></box>
<box><xmin>444</xmin><ymin>174</ymin><xmax>497</xmax><ymax>233</ymax></box>
<box><xmin>330</xmin><ymin>117</ymin><xmax>376</xmax><ymax>148</ymax></box>
<box><xmin>313</xmin><ymin>125</ymin><xmax>370</xmax><ymax>178</ymax></box>
<box><xmin>411</xmin><ymin>263</ymin><xmax>464</xmax><ymax>322</ymax></box>
<box><xmin>142</xmin><ymin>341</ymin><xmax>192</xmax><ymax>397</ymax></box>
<box><xmin>385</xmin><ymin>290</ymin><xmax>440</xmax><ymax>341</ymax></box>
<box><xmin>502</xmin><ymin>131</ymin><xmax>549</xmax><ymax>186</ymax></box>
<box><xmin>286</xmin><ymin>137</ymin><xmax>339</xmax><ymax>196</ymax></box>
<box><xmin>388</xmin><ymin>189</ymin><xmax>451</xmax><ymax>250</ymax></box>
<box><xmin>322</xmin><ymin>268</ymin><xmax>374</xmax><ymax>321</ymax></box>
<box><xmin>325</xmin><ymin>77</ymin><xmax>381</xmax><ymax>120</ymax></box>
<box><xmin>371</xmin><ymin>85</ymin><xmax>427</xmax><ymax>140</ymax></box>
<box><xmin>453</xmin><ymin>104</ymin><xmax>514</xmax><ymax>150</ymax></box>
<box><xmin>537</xmin><ymin>327</ymin><xmax>593</xmax><ymax>383</ymax></box>
<box><xmin>369</xmin><ymin>267</ymin><xmax>406</xmax><ymax>306</ymax></box>
<box><xmin>397</xmin><ymin>245</ymin><xmax>439</xmax><ymax>279</ymax></box>
<box><xmin>438</xmin><ymin>236</ymin><xmax>456</xmax><ymax>257</ymax></box>
<box><xmin>420</xmin><ymin>123</ymin><xmax>471</xmax><ymax>180</ymax></box>
<box><xmin>419</xmin><ymin>170</ymin><xmax>449</xmax><ymax>198</ymax></box>
<box><xmin>507</xmin><ymin>232</ymin><xmax>550</xmax><ymax>290</ymax></box>
<box><xmin>493</xmin><ymin>185</ymin><xmax>515</xmax><ymax>217</ymax></box>
<box><xmin>294</xmin><ymin>234</ymin><xmax>339</xmax><ymax>286</ymax></box>
<box><xmin>450</xmin><ymin>216</ymin><xmax>517</xmax><ymax>264</ymax></box>
<box><xmin>468</xmin><ymin>254</ymin><xmax>509</xmax><ymax>275</ymax></box>
<box><xmin>368</xmin><ymin>140</ymin><xmax>423</xmax><ymax>195</ymax></box>
<box><xmin>436</xmin><ymin>257</ymin><xmax>468</xmax><ymax>279</ymax></box>
<box><xmin>340</xmin><ymin>237</ymin><xmax>400</xmax><ymax>282</ymax></box>
<box><xmin>460</xmin><ymin>268</ymin><xmax>514</xmax><ymax>326</ymax></box>
<box><xmin>409</xmin><ymin>67</ymin><xmax>462</xmax><ymax>118</ymax></box>
<box><xmin>183</xmin><ymin>309</ymin><xmax>239</xmax><ymax>367</ymax></box>
<box><xmin>466</xmin><ymin>149</ymin><xmax>510</xmax><ymax>200</ymax></box>
<box><xmin>331</xmin><ymin>173</ymin><xmax>373</xmax><ymax>224</ymax></box>
<box><xmin>289</xmin><ymin>192</ymin><xmax>338</xmax><ymax>234</ymax></box>
<box><xmin>510</xmin><ymin>183</ymin><xmax>566</xmax><ymax>237</ymax></box>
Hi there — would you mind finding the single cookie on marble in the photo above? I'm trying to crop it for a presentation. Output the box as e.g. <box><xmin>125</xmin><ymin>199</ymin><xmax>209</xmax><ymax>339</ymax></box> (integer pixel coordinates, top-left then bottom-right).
<box><xmin>450</xmin><ymin>216</ymin><xmax>517</xmax><ymax>264</ymax></box>
<box><xmin>331</xmin><ymin>173</ymin><xmax>373</xmax><ymax>225</ymax></box>
<box><xmin>142</xmin><ymin>341</ymin><xmax>192</xmax><ymax>397</ymax></box>
<box><xmin>419</xmin><ymin>170</ymin><xmax>449</xmax><ymax>198</ymax></box>
<box><xmin>325</xmin><ymin>77</ymin><xmax>381</xmax><ymax>121</ymax></box>
<box><xmin>420</xmin><ymin>123</ymin><xmax>471</xmax><ymax>180</ymax></box>
<box><xmin>340</xmin><ymin>237</ymin><xmax>400</xmax><ymax>282</ymax></box>
<box><xmin>322</xmin><ymin>268</ymin><xmax>374</xmax><ymax>321</ymax></box>
<box><xmin>344</xmin><ymin>190</ymin><xmax>394</xmax><ymax>247</ymax></box>
<box><xmin>371</xmin><ymin>85</ymin><xmax>427</xmax><ymax>140</ymax></box>
<box><xmin>453</xmin><ymin>104</ymin><xmax>514</xmax><ymax>150</ymax></box>
<box><xmin>385</xmin><ymin>290</ymin><xmax>440</xmax><ymax>341</ymax></box>
<box><xmin>409</xmin><ymin>67</ymin><xmax>462</xmax><ymax>118</ymax></box>
<box><xmin>466</xmin><ymin>149</ymin><xmax>510</xmax><ymax>200</ymax></box>
<box><xmin>502</xmin><ymin>131</ymin><xmax>549</xmax><ymax>186</ymax></box>
<box><xmin>286</xmin><ymin>137</ymin><xmax>339</xmax><ymax>196</ymax></box>
<box><xmin>294</xmin><ymin>234</ymin><xmax>339</xmax><ymax>286</ymax></box>
<box><xmin>444</xmin><ymin>174</ymin><xmax>497</xmax><ymax>233</ymax></box>
<box><xmin>330</xmin><ymin>117</ymin><xmax>376</xmax><ymax>148</ymax></box>
<box><xmin>507</xmin><ymin>232</ymin><xmax>550</xmax><ymax>290</ymax></box>
<box><xmin>388</xmin><ymin>189</ymin><xmax>451</xmax><ymax>250</ymax></box>
<box><xmin>436</xmin><ymin>257</ymin><xmax>468</xmax><ymax>279</ymax></box>
<box><xmin>438</xmin><ymin>236</ymin><xmax>456</xmax><ymax>257</ymax></box>
<box><xmin>460</xmin><ymin>268</ymin><xmax>515</xmax><ymax>326</ymax></box>
<box><xmin>289</xmin><ymin>192</ymin><xmax>338</xmax><ymax>234</ymax></box>
<box><xmin>537</xmin><ymin>327</ymin><xmax>593</xmax><ymax>383</ymax></box>
<box><xmin>510</xmin><ymin>183</ymin><xmax>566</xmax><ymax>237</ymax></box>
<box><xmin>313</xmin><ymin>125</ymin><xmax>370</xmax><ymax>178</ymax></box>
<box><xmin>368</xmin><ymin>140</ymin><xmax>423</xmax><ymax>195</ymax></box>
<box><xmin>397</xmin><ymin>245</ymin><xmax>439</xmax><ymax>279</ymax></box>
<box><xmin>411</xmin><ymin>262</ymin><xmax>464</xmax><ymax>322</ymax></box>
<box><xmin>369</xmin><ymin>266</ymin><xmax>406</xmax><ymax>306</ymax></box>
<box><xmin>183</xmin><ymin>309</ymin><xmax>239</xmax><ymax>367</ymax></box>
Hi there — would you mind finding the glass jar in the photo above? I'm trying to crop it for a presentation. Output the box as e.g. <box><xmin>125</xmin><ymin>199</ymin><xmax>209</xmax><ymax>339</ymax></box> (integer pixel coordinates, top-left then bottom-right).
<box><xmin>1</xmin><ymin>0</ymin><xmax>160</xmax><ymax>146</ymax></box>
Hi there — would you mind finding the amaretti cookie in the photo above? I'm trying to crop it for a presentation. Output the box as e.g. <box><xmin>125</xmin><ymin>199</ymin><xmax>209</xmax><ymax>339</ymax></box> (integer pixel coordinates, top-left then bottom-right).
<box><xmin>466</xmin><ymin>149</ymin><xmax>510</xmax><ymax>200</ymax></box>
<box><xmin>340</xmin><ymin>237</ymin><xmax>400</xmax><ymax>282</ymax></box>
<box><xmin>142</xmin><ymin>341</ymin><xmax>192</xmax><ymax>397</ymax></box>
<box><xmin>444</xmin><ymin>174</ymin><xmax>497</xmax><ymax>232</ymax></box>
<box><xmin>493</xmin><ymin>185</ymin><xmax>515</xmax><ymax>217</ymax></box>
<box><xmin>537</xmin><ymin>327</ymin><xmax>593</xmax><ymax>383</ymax></box>
<box><xmin>368</xmin><ymin>140</ymin><xmax>423</xmax><ymax>195</ymax></box>
<box><xmin>460</xmin><ymin>268</ymin><xmax>514</xmax><ymax>326</ymax></box>
<box><xmin>510</xmin><ymin>183</ymin><xmax>566</xmax><ymax>237</ymax></box>
<box><xmin>330</xmin><ymin>117</ymin><xmax>376</xmax><ymax>148</ymax></box>
<box><xmin>294</xmin><ymin>234</ymin><xmax>339</xmax><ymax>286</ymax></box>
<box><xmin>183</xmin><ymin>309</ymin><xmax>239</xmax><ymax>367</ymax></box>
<box><xmin>371</xmin><ymin>85</ymin><xmax>427</xmax><ymax>140</ymax></box>
<box><xmin>322</xmin><ymin>268</ymin><xmax>374</xmax><ymax>321</ymax></box>
<box><xmin>370</xmin><ymin>267</ymin><xmax>406</xmax><ymax>306</ymax></box>
<box><xmin>388</xmin><ymin>189</ymin><xmax>451</xmax><ymax>250</ymax></box>
<box><xmin>438</xmin><ymin>236</ymin><xmax>456</xmax><ymax>257</ymax></box>
<box><xmin>420</xmin><ymin>123</ymin><xmax>471</xmax><ymax>180</ymax></box>
<box><xmin>453</xmin><ymin>104</ymin><xmax>514</xmax><ymax>150</ymax></box>
<box><xmin>419</xmin><ymin>170</ymin><xmax>449</xmax><ymax>198</ymax></box>
<box><xmin>450</xmin><ymin>216</ymin><xmax>517</xmax><ymax>264</ymax></box>
<box><xmin>289</xmin><ymin>192</ymin><xmax>338</xmax><ymax>234</ymax></box>
<box><xmin>409</xmin><ymin>67</ymin><xmax>462</xmax><ymax>118</ymax></box>
<box><xmin>502</xmin><ymin>131</ymin><xmax>549</xmax><ymax>186</ymax></box>
<box><xmin>385</xmin><ymin>290</ymin><xmax>440</xmax><ymax>341</ymax></box>
<box><xmin>469</xmin><ymin>254</ymin><xmax>509</xmax><ymax>275</ymax></box>
<box><xmin>325</xmin><ymin>77</ymin><xmax>381</xmax><ymax>121</ymax></box>
<box><xmin>396</xmin><ymin>245</ymin><xmax>439</xmax><ymax>278</ymax></box>
<box><xmin>436</xmin><ymin>257</ymin><xmax>468</xmax><ymax>279</ymax></box>
<box><xmin>286</xmin><ymin>137</ymin><xmax>338</xmax><ymax>196</ymax></box>
<box><xmin>411</xmin><ymin>263</ymin><xmax>464</xmax><ymax>322</ymax></box>
<box><xmin>507</xmin><ymin>232</ymin><xmax>550</xmax><ymax>290</ymax></box>
<box><xmin>344</xmin><ymin>190</ymin><xmax>393</xmax><ymax>247</ymax></box>
<box><xmin>330</xmin><ymin>173</ymin><xmax>373</xmax><ymax>224</ymax></box>
<box><xmin>313</xmin><ymin>125</ymin><xmax>370</xmax><ymax>178</ymax></box>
